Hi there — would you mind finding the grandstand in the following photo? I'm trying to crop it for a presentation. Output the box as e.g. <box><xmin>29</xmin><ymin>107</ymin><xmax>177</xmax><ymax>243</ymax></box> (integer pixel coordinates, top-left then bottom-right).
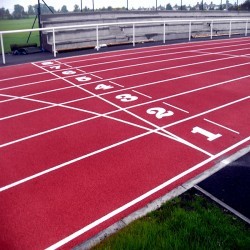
<box><xmin>40</xmin><ymin>11</ymin><xmax>250</xmax><ymax>52</ymax></box>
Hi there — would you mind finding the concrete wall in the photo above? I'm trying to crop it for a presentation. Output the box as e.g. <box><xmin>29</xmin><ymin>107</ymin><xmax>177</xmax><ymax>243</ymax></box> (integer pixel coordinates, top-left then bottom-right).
<box><xmin>40</xmin><ymin>11</ymin><xmax>250</xmax><ymax>52</ymax></box>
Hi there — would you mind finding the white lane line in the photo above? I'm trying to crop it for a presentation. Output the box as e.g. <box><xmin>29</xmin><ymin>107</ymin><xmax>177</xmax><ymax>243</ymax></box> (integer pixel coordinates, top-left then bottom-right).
<box><xmin>0</xmin><ymin>131</ymin><xmax>153</xmax><ymax>193</ymax></box>
<box><xmin>204</xmin><ymin>118</ymin><xmax>240</xmax><ymax>134</ymax></box>
<box><xmin>0</xmin><ymin>47</ymin><xmax>248</xmax><ymax>100</ymax></box>
<box><xmin>132</xmin><ymin>90</ymin><xmax>152</xmax><ymax>99</ymax></box>
<box><xmin>109</xmin><ymin>81</ymin><xmax>124</xmax><ymax>88</ymax></box>
<box><xmin>1</xmin><ymin>37</ymin><xmax>249</xmax><ymax>83</ymax></box>
<box><xmin>125</xmin><ymin>75</ymin><xmax>250</xmax><ymax>113</ymax></box>
<box><xmin>90</xmin><ymin>73</ymin><xmax>103</xmax><ymax>79</ymax></box>
<box><xmin>45</xmin><ymin>135</ymin><xmax>250</xmax><ymax>250</ymax></box>
<box><xmin>59</xmin><ymin>38</ymin><xmax>250</xmax><ymax>66</ymax></box>
<box><xmin>163</xmin><ymin>102</ymin><xmax>189</xmax><ymax>113</ymax></box>
<box><xmin>194</xmin><ymin>185</ymin><xmax>250</xmax><ymax>224</ymax></box>
<box><xmin>164</xmin><ymin>96</ymin><xmax>250</xmax><ymax>129</ymax></box>
<box><xmin>33</xmin><ymin>63</ymin><xmax>213</xmax><ymax>158</ymax></box>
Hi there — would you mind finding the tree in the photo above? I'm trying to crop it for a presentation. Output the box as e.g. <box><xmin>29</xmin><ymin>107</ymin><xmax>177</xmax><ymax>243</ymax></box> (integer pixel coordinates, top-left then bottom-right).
<box><xmin>0</xmin><ymin>8</ymin><xmax>6</xmax><ymax>19</ymax></box>
<box><xmin>33</xmin><ymin>4</ymin><xmax>56</xmax><ymax>14</ymax></box>
<box><xmin>13</xmin><ymin>4</ymin><xmax>25</xmax><ymax>19</ymax></box>
<box><xmin>61</xmin><ymin>5</ymin><xmax>68</xmax><ymax>13</ymax></box>
<box><xmin>73</xmin><ymin>4</ymin><xmax>80</xmax><ymax>12</ymax></box>
<box><xmin>241</xmin><ymin>0</ymin><xmax>250</xmax><ymax>10</ymax></box>
<box><xmin>166</xmin><ymin>3</ymin><xmax>173</xmax><ymax>10</ymax></box>
<box><xmin>28</xmin><ymin>5</ymin><xmax>35</xmax><ymax>15</ymax></box>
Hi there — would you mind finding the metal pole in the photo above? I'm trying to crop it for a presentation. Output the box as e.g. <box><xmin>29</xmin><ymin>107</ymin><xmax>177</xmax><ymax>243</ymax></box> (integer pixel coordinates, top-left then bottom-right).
<box><xmin>163</xmin><ymin>21</ymin><xmax>166</xmax><ymax>44</ymax></box>
<box><xmin>127</xmin><ymin>0</ymin><xmax>128</xmax><ymax>10</ymax></box>
<box><xmin>37</xmin><ymin>0</ymin><xmax>42</xmax><ymax>49</ymax></box>
<box><xmin>96</xmin><ymin>25</ymin><xmax>99</xmax><ymax>50</ymax></box>
<box><xmin>133</xmin><ymin>23</ymin><xmax>135</xmax><ymax>47</ymax></box>
<box><xmin>0</xmin><ymin>33</ymin><xmax>6</xmax><ymax>65</ymax></box>
<box><xmin>81</xmin><ymin>0</ymin><xmax>82</xmax><ymax>12</ymax></box>
<box><xmin>245</xmin><ymin>20</ymin><xmax>248</xmax><ymax>36</ymax></box>
<box><xmin>156</xmin><ymin>0</ymin><xmax>157</xmax><ymax>11</ymax></box>
<box><xmin>181</xmin><ymin>0</ymin><xmax>182</xmax><ymax>10</ymax></box>
<box><xmin>189</xmin><ymin>21</ymin><xmax>192</xmax><ymax>41</ymax></box>
<box><xmin>92</xmin><ymin>0</ymin><xmax>94</xmax><ymax>11</ymax></box>
<box><xmin>229</xmin><ymin>20</ymin><xmax>232</xmax><ymax>38</ymax></box>
<box><xmin>52</xmin><ymin>28</ymin><xmax>56</xmax><ymax>57</ymax></box>
<box><xmin>210</xmin><ymin>21</ymin><xmax>213</xmax><ymax>39</ymax></box>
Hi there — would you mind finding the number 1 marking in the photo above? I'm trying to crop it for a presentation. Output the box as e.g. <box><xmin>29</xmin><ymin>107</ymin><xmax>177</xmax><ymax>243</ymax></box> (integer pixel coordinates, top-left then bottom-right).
<box><xmin>192</xmin><ymin>126</ymin><xmax>222</xmax><ymax>141</ymax></box>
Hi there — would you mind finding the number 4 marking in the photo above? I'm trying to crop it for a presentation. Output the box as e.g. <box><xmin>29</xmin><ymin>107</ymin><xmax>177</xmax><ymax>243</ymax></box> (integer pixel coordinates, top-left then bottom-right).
<box><xmin>95</xmin><ymin>84</ymin><xmax>113</xmax><ymax>90</ymax></box>
<box><xmin>192</xmin><ymin>126</ymin><xmax>222</xmax><ymax>141</ymax></box>
<box><xmin>49</xmin><ymin>65</ymin><xmax>60</xmax><ymax>70</ymax></box>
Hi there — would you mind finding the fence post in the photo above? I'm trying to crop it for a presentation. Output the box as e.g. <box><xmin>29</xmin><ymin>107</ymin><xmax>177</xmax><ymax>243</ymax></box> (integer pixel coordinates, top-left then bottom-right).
<box><xmin>245</xmin><ymin>20</ymin><xmax>248</xmax><ymax>36</ymax></box>
<box><xmin>96</xmin><ymin>25</ymin><xmax>99</xmax><ymax>50</ymax></box>
<box><xmin>210</xmin><ymin>21</ymin><xmax>213</xmax><ymax>40</ymax></box>
<box><xmin>189</xmin><ymin>21</ymin><xmax>192</xmax><ymax>41</ymax></box>
<box><xmin>0</xmin><ymin>33</ymin><xmax>5</xmax><ymax>65</ymax></box>
<box><xmin>229</xmin><ymin>20</ymin><xmax>232</xmax><ymax>38</ymax></box>
<box><xmin>163</xmin><ymin>21</ymin><xmax>166</xmax><ymax>44</ymax></box>
<box><xmin>133</xmin><ymin>23</ymin><xmax>135</xmax><ymax>47</ymax></box>
<box><xmin>52</xmin><ymin>28</ymin><xmax>57</xmax><ymax>57</ymax></box>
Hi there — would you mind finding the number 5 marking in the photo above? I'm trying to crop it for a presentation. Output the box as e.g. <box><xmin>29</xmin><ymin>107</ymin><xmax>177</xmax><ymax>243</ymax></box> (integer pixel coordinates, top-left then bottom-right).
<box><xmin>147</xmin><ymin>107</ymin><xmax>174</xmax><ymax>119</ymax></box>
<box><xmin>115</xmin><ymin>94</ymin><xmax>138</xmax><ymax>102</ymax></box>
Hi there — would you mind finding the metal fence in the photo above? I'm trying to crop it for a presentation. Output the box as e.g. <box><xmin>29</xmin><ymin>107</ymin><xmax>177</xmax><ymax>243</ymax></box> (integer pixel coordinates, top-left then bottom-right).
<box><xmin>0</xmin><ymin>17</ymin><xmax>249</xmax><ymax>64</ymax></box>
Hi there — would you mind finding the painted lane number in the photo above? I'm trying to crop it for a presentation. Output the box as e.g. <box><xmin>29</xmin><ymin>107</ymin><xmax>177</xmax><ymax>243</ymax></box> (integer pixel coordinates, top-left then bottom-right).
<box><xmin>95</xmin><ymin>84</ymin><xmax>113</xmax><ymax>90</ymax></box>
<box><xmin>147</xmin><ymin>107</ymin><xmax>174</xmax><ymax>119</ymax></box>
<box><xmin>76</xmin><ymin>76</ymin><xmax>92</xmax><ymax>82</ymax></box>
<box><xmin>115</xmin><ymin>94</ymin><xmax>138</xmax><ymax>102</ymax></box>
<box><xmin>192</xmin><ymin>126</ymin><xmax>222</xmax><ymax>141</ymax></box>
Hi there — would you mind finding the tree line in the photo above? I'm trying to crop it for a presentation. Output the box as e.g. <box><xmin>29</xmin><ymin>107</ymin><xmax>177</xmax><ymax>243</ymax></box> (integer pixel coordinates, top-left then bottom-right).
<box><xmin>0</xmin><ymin>1</ymin><xmax>250</xmax><ymax>20</ymax></box>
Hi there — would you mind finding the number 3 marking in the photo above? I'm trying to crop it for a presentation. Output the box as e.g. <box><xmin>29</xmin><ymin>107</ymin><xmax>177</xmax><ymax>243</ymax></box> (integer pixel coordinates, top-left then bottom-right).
<box><xmin>147</xmin><ymin>107</ymin><xmax>174</xmax><ymax>119</ymax></box>
<box><xmin>116</xmin><ymin>94</ymin><xmax>138</xmax><ymax>102</ymax></box>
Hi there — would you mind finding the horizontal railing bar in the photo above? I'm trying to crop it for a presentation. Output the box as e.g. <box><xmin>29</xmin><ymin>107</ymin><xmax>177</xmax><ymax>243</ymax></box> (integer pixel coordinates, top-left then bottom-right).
<box><xmin>0</xmin><ymin>18</ymin><xmax>249</xmax><ymax>35</ymax></box>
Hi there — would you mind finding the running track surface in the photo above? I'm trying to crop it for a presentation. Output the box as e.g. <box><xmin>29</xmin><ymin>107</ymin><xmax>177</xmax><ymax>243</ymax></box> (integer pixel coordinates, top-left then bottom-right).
<box><xmin>1</xmin><ymin>37</ymin><xmax>250</xmax><ymax>250</ymax></box>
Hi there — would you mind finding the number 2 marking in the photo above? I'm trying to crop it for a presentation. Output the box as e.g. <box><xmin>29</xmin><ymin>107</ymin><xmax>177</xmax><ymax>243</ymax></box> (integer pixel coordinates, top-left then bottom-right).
<box><xmin>147</xmin><ymin>107</ymin><xmax>174</xmax><ymax>119</ymax></box>
<box><xmin>115</xmin><ymin>94</ymin><xmax>138</xmax><ymax>102</ymax></box>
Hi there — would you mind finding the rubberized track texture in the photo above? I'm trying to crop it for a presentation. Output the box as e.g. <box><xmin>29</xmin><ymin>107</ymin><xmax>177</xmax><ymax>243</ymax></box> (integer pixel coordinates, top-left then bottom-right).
<box><xmin>0</xmin><ymin>37</ymin><xmax>250</xmax><ymax>250</ymax></box>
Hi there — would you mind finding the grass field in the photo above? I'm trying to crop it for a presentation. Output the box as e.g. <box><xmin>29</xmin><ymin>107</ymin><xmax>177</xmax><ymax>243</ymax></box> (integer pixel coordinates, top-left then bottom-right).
<box><xmin>0</xmin><ymin>17</ymin><xmax>39</xmax><ymax>53</ymax></box>
<box><xmin>94</xmin><ymin>189</ymin><xmax>250</xmax><ymax>249</ymax></box>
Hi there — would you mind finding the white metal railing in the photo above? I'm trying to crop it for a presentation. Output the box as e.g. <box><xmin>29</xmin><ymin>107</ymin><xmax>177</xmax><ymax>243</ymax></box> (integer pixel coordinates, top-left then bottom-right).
<box><xmin>0</xmin><ymin>18</ymin><xmax>249</xmax><ymax>64</ymax></box>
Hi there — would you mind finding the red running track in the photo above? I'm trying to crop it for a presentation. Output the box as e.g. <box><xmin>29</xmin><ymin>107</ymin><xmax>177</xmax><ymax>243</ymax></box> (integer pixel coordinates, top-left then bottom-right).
<box><xmin>0</xmin><ymin>37</ymin><xmax>250</xmax><ymax>250</ymax></box>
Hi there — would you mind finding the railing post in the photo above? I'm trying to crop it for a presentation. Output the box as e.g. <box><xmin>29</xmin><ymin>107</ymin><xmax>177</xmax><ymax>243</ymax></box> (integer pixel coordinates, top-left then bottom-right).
<box><xmin>163</xmin><ymin>21</ymin><xmax>166</xmax><ymax>44</ymax></box>
<box><xmin>245</xmin><ymin>20</ymin><xmax>248</xmax><ymax>36</ymax></box>
<box><xmin>96</xmin><ymin>25</ymin><xmax>99</xmax><ymax>51</ymax></box>
<box><xmin>189</xmin><ymin>21</ymin><xmax>192</xmax><ymax>41</ymax></box>
<box><xmin>0</xmin><ymin>33</ymin><xmax>5</xmax><ymax>65</ymax></box>
<box><xmin>52</xmin><ymin>28</ymin><xmax>57</xmax><ymax>57</ymax></box>
<box><xmin>229</xmin><ymin>20</ymin><xmax>232</xmax><ymax>38</ymax></box>
<box><xmin>133</xmin><ymin>23</ymin><xmax>135</xmax><ymax>47</ymax></box>
<box><xmin>210</xmin><ymin>21</ymin><xmax>213</xmax><ymax>40</ymax></box>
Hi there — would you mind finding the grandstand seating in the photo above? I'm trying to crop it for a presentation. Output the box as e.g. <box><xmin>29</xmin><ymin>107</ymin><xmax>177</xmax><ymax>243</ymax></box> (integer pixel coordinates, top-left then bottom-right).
<box><xmin>40</xmin><ymin>11</ymin><xmax>250</xmax><ymax>52</ymax></box>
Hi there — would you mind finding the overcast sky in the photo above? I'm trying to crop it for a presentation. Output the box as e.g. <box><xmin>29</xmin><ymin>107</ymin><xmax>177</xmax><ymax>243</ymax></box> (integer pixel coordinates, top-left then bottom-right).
<box><xmin>1</xmin><ymin>0</ymin><xmax>243</xmax><ymax>12</ymax></box>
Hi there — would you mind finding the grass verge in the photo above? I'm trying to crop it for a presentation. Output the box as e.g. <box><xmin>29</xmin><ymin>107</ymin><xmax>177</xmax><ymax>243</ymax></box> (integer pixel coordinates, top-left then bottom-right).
<box><xmin>94</xmin><ymin>189</ymin><xmax>250</xmax><ymax>250</ymax></box>
<box><xmin>0</xmin><ymin>17</ymin><xmax>39</xmax><ymax>53</ymax></box>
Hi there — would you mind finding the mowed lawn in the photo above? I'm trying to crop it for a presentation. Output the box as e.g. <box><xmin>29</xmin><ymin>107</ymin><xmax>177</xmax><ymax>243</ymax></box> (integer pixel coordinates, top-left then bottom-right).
<box><xmin>0</xmin><ymin>17</ymin><xmax>39</xmax><ymax>52</ymax></box>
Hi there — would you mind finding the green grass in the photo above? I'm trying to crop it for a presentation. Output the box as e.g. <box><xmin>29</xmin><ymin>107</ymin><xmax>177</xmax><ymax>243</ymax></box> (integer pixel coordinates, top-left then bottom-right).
<box><xmin>0</xmin><ymin>17</ymin><xmax>39</xmax><ymax>53</ymax></box>
<box><xmin>94</xmin><ymin>190</ymin><xmax>250</xmax><ymax>250</ymax></box>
